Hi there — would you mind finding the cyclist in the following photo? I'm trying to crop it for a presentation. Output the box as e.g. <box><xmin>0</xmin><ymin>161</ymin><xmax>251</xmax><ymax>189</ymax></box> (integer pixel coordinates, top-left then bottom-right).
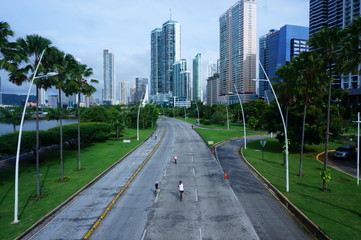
<box><xmin>174</xmin><ymin>156</ymin><xmax>178</xmax><ymax>164</ymax></box>
<box><xmin>178</xmin><ymin>181</ymin><xmax>184</xmax><ymax>201</ymax></box>
<box><xmin>154</xmin><ymin>181</ymin><xmax>159</xmax><ymax>194</ymax></box>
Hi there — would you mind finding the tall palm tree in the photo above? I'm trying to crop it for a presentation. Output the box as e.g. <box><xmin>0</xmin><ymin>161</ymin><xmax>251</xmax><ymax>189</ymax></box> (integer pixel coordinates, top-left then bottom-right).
<box><xmin>291</xmin><ymin>51</ymin><xmax>327</xmax><ymax>176</ymax></box>
<box><xmin>64</xmin><ymin>61</ymin><xmax>97</xmax><ymax>170</ymax></box>
<box><xmin>309</xmin><ymin>27</ymin><xmax>345</xmax><ymax>191</ymax></box>
<box><xmin>12</xmin><ymin>34</ymin><xmax>54</xmax><ymax>198</ymax></box>
<box><xmin>43</xmin><ymin>48</ymin><xmax>79</xmax><ymax>180</ymax></box>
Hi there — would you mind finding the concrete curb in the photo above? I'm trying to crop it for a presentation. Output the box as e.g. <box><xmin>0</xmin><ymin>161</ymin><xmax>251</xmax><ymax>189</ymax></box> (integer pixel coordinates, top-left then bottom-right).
<box><xmin>239</xmin><ymin>146</ymin><xmax>331</xmax><ymax>240</ymax></box>
<box><xmin>16</xmin><ymin>130</ymin><xmax>157</xmax><ymax>240</ymax></box>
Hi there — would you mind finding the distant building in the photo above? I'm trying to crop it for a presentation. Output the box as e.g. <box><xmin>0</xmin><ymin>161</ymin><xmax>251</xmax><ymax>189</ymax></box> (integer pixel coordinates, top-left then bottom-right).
<box><xmin>37</xmin><ymin>88</ymin><xmax>47</xmax><ymax>106</ymax></box>
<box><xmin>258</xmin><ymin>25</ymin><xmax>309</xmax><ymax>98</ymax></box>
<box><xmin>135</xmin><ymin>78</ymin><xmax>148</xmax><ymax>102</ymax></box>
<box><xmin>151</xmin><ymin>19</ymin><xmax>181</xmax><ymax>102</ymax></box>
<box><xmin>120</xmin><ymin>81</ymin><xmax>129</xmax><ymax>104</ymax></box>
<box><xmin>206</xmin><ymin>73</ymin><xmax>220</xmax><ymax>106</ymax></box>
<box><xmin>207</xmin><ymin>62</ymin><xmax>219</xmax><ymax>78</ymax></box>
<box><xmin>193</xmin><ymin>53</ymin><xmax>202</xmax><ymax>101</ymax></box>
<box><xmin>103</xmin><ymin>49</ymin><xmax>115</xmax><ymax>103</ymax></box>
<box><xmin>219</xmin><ymin>0</ymin><xmax>257</xmax><ymax>97</ymax></box>
<box><xmin>48</xmin><ymin>95</ymin><xmax>58</xmax><ymax>109</ymax></box>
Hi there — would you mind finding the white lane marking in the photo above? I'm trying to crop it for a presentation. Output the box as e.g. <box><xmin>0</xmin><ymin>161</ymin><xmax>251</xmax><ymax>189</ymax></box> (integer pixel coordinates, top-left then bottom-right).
<box><xmin>195</xmin><ymin>188</ymin><xmax>198</xmax><ymax>202</ymax></box>
<box><xmin>193</xmin><ymin>168</ymin><xmax>196</xmax><ymax>176</ymax></box>
<box><xmin>192</xmin><ymin>156</ymin><xmax>194</xmax><ymax>162</ymax></box>
<box><xmin>199</xmin><ymin>228</ymin><xmax>202</xmax><ymax>240</ymax></box>
<box><xmin>128</xmin><ymin>162</ymin><xmax>135</xmax><ymax>167</ymax></box>
<box><xmin>141</xmin><ymin>229</ymin><xmax>147</xmax><ymax>240</ymax></box>
<box><xmin>164</xmin><ymin>168</ymin><xmax>167</xmax><ymax>177</ymax></box>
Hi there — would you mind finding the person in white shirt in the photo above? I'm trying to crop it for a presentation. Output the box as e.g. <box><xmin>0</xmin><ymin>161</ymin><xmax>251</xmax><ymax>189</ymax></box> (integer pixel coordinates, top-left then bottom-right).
<box><xmin>178</xmin><ymin>181</ymin><xmax>184</xmax><ymax>201</ymax></box>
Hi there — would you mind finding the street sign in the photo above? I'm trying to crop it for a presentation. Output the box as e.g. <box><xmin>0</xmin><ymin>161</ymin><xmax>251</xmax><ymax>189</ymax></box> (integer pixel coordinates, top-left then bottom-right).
<box><xmin>260</xmin><ymin>140</ymin><xmax>267</xmax><ymax>147</ymax></box>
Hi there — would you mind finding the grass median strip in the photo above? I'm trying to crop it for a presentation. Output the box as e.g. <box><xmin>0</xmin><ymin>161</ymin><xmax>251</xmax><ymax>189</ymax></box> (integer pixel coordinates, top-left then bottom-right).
<box><xmin>0</xmin><ymin>127</ymin><xmax>153</xmax><ymax>240</ymax></box>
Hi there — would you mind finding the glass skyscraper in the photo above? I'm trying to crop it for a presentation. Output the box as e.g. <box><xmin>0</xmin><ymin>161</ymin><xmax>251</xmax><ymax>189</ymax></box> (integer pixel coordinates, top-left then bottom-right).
<box><xmin>193</xmin><ymin>53</ymin><xmax>202</xmax><ymax>101</ymax></box>
<box><xmin>219</xmin><ymin>0</ymin><xmax>257</xmax><ymax>97</ymax></box>
<box><xmin>310</xmin><ymin>0</ymin><xmax>360</xmax><ymax>89</ymax></box>
<box><xmin>103</xmin><ymin>49</ymin><xmax>115</xmax><ymax>103</ymax></box>
<box><xmin>151</xmin><ymin>20</ymin><xmax>181</xmax><ymax>100</ymax></box>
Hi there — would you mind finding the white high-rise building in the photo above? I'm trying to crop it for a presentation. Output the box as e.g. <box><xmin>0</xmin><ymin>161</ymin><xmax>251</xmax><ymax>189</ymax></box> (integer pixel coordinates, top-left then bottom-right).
<box><xmin>38</xmin><ymin>88</ymin><xmax>47</xmax><ymax>106</ymax></box>
<box><xmin>219</xmin><ymin>0</ymin><xmax>257</xmax><ymax>96</ymax></box>
<box><xmin>120</xmin><ymin>81</ymin><xmax>129</xmax><ymax>104</ymax></box>
<box><xmin>103</xmin><ymin>49</ymin><xmax>115</xmax><ymax>103</ymax></box>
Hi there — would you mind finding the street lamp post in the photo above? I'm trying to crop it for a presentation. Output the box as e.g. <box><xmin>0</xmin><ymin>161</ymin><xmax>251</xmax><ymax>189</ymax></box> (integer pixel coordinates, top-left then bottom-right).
<box><xmin>233</xmin><ymin>85</ymin><xmax>246</xmax><ymax>149</ymax></box>
<box><xmin>258</xmin><ymin>60</ymin><xmax>289</xmax><ymax>192</ymax></box>
<box><xmin>223</xmin><ymin>96</ymin><xmax>230</xmax><ymax>130</ymax></box>
<box><xmin>195</xmin><ymin>102</ymin><xmax>200</xmax><ymax>125</ymax></box>
<box><xmin>353</xmin><ymin>112</ymin><xmax>360</xmax><ymax>185</ymax></box>
<box><xmin>137</xmin><ymin>92</ymin><xmax>145</xmax><ymax>141</ymax></box>
<box><xmin>12</xmin><ymin>49</ymin><xmax>59</xmax><ymax>223</ymax></box>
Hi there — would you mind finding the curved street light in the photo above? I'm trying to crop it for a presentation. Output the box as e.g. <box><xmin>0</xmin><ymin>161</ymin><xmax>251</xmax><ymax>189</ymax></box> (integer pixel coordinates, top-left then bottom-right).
<box><xmin>233</xmin><ymin>85</ymin><xmax>247</xmax><ymax>149</ymax></box>
<box><xmin>13</xmin><ymin>49</ymin><xmax>58</xmax><ymax>223</ymax></box>
<box><xmin>258</xmin><ymin>60</ymin><xmax>289</xmax><ymax>192</ymax></box>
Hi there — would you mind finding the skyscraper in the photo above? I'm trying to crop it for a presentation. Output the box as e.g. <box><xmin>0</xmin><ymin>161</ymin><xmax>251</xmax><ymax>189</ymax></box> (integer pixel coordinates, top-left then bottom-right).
<box><xmin>120</xmin><ymin>81</ymin><xmax>129</xmax><ymax>105</ymax></box>
<box><xmin>103</xmin><ymin>49</ymin><xmax>115</xmax><ymax>103</ymax></box>
<box><xmin>173</xmin><ymin>59</ymin><xmax>191</xmax><ymax>102</ymax></box>
<box><xmin>219</xmin><ymin>0</ymin><xmax>257</xmax><ymax>97</ymax></box>
<box><xmin>151</xmin><ymin>19</ymin><xmax>181</xmax><ymax>101</ymax></box>
<box><xmin>269</xmin><ymin>25</ymin><xmax>309</xmax><ymax>79</ymax></box>
<box><xmin>310</xmin><ymin>0</ymin><xmax>360</xmax><ymax>89</ymax></box>
<box><xmin>135</xmin><ymin>78</ymin><xmax>148</xmax><ymax>102</ymax></box>
<box><xmin>193</xmin><ymin>53</ymin><xmax>202</xmax><ymax>101</ymax></box>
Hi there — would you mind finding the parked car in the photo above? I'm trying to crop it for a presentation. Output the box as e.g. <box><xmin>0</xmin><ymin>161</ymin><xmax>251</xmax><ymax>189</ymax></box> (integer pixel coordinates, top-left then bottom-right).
<box><xmin>333</xmin><ymin>145</ymin><xmax>356</xmax><ymax>160</ymax></box>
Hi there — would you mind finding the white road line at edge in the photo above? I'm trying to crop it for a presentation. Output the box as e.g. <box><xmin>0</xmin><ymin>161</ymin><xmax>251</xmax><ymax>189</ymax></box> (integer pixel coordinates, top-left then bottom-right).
<box><xmin>141</xmin><ymin>229</ymin><xmax>147</xmax><ymax>240</ymax></box>
<box><xmin>195</xmin><ymin>188</ymin><xmax>198</xmax><ymax>202</ymax></box>
<box><xmin>193</xmin><ymin>167</ymin><xmax>196</xmax><ymax>176</ymax></box>
<box><xmin>199</xmin><ymin>228</ymin><xmax>202</xmax><ymax>240</ymax></box>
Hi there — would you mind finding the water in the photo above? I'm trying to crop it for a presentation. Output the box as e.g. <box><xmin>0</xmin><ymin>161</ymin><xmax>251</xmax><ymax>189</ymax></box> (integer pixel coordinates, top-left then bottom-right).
<box><xmin>0</xmin><ymin>119</ymin><xmax>77</xmax><ymax>136</ymax></box>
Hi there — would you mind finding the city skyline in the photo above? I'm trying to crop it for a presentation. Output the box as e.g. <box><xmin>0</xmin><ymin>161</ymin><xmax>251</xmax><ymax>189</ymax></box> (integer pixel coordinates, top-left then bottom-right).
<box><xmin>1</xmin><ymin>0</ymin><xmax>309</xmax><ymax>99</ymax></box>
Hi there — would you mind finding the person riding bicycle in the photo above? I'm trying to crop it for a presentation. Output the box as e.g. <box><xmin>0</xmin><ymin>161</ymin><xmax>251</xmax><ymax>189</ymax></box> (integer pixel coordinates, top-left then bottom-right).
<box><xmin>174</xmin><ymin>156</ymin><xmax>178</xmax><ymax>164</ymax></box>
<box><xmin>155</xmin><ymin>181</ymin><xmax>159</xmax><ymax>193</ymax></box>
<box><xmin>178</xmin><ymin>180</ymin><xmax>184</xmax><ymax>201</ymax></box>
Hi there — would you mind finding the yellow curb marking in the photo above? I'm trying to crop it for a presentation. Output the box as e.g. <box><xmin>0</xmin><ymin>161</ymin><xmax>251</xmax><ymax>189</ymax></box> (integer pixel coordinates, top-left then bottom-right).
<box><xmin>83</xmin><ymin>127</ymin><xmax>167</xmax><ymax>239</ymax></box>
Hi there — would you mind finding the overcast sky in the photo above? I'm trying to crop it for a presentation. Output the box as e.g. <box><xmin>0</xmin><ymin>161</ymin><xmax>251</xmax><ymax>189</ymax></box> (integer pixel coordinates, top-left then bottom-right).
<box><xmin>1</xmin><ymin>0</ymin><xmax>309</xmax><ymax>99</ymax></box>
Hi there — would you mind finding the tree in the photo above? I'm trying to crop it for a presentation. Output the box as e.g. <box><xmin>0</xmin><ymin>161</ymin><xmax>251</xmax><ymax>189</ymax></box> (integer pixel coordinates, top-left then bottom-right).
<box><xmin>0</xmin><ymin>21</ymin><xmax>21</xmax><ymax>72</ymax></box>
<box><xmin>64</xmin><ymin>61</ymin><xmax>98</xmax><ymax>170</ymax></box>
<box><xmin>309</xmin><ymin>27</ymin><xmax>345</xmax><ymax>191</ymax></box>
<box><xmin>0</xmin><ymin>107</ymin><xmax>25</xmax><ymax>132</ymax></box>
<box><xmin>11</xmin><ymin>34</ymin><xmax>55</xmax><ymax>198</ymax></box>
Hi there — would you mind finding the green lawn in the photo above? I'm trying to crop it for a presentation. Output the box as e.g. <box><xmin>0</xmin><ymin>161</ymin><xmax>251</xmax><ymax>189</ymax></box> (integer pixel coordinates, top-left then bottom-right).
<box><xmin>243</xmin><ymin>139</ymin><xmax>361</xmax><ymax>240</ymax></box>
<box><xmin>0</xmin><ymin>127</ymin><xmax>154</xmax><ymax>240</ymax></box>
<box><xmin>195</xmin><ymin>127</ymin><xmax>361</xmax><ymax>240</ymax></box>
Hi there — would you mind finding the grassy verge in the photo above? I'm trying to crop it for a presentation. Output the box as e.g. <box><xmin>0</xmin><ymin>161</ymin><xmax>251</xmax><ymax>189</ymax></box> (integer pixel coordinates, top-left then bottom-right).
<box><xmin>0</xmin><ymin>127</ymin><xmax>153</xmax><ymax>240</ymax></box>
<box><xmin>195</xmin><ymin>128</ymin><xmax>361</xmax><ymax>240</ymax></box>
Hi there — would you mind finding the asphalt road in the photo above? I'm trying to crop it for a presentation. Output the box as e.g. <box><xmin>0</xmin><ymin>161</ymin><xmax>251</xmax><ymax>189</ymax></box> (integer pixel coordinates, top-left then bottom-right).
<box><xmin>216</xmin><ymin>137</ymin><xmax>312</xmax><ymax>240</ymax></box>
<box><xmin>21</xmin><ymin>117</ymin><xmax>312</xmax><ymax>240</ymax></box>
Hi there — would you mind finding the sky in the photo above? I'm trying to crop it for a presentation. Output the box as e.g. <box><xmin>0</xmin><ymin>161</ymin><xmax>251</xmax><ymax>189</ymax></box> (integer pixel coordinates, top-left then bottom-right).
<box><xmin>0</xmin><ymin>0</ymin><xmax>309</xmax><ymax>99</ymax></box>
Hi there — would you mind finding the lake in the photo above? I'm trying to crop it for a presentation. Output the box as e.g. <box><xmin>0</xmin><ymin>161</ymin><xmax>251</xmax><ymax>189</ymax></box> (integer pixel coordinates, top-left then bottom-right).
<box><xmin>0</xmin><ymin>119</ymin><xmax>78</xmax><ymax>136</ymax></box>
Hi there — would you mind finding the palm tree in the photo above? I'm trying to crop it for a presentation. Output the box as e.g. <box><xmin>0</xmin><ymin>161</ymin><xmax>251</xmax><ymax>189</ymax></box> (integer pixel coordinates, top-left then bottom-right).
<box><xmin>0</xmin><ymin>107</ymin><xmax>24</xmax><ymax>132</ymax></box>
<box><xmin>309</xmin><ymin>27</ymin><xmax>345</xmax><ymax>191</ymax></box>
<box><xmin>292</xmin><ymin>51</ymin><xmax>327</xmax><ymax>176</ymax></box>
<box><xmin>12</xmin><ymin>34</ymin><xmax>54</xmax><ymax>198</ymax></box>
<box><xmin>0</xmin><ymin>21</ymin><xmax>21</xmax><ymax>72</ymax></box>
<box><xmin>64</xmin><ymin>61</ymin><xmax>97</xmax><ymax>170</ymax></box>
<box><xmin>43</xmin><ymin>48</ymin><xmax>77</xmax><ymax>180</ymax></box>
